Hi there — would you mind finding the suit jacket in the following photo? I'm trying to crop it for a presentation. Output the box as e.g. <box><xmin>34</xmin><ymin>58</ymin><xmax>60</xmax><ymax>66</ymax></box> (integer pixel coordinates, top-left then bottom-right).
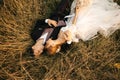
<box><xmin>31</xmin><ymin>0</ymin><xmax>72</xmax><ymax>41</ymax></box>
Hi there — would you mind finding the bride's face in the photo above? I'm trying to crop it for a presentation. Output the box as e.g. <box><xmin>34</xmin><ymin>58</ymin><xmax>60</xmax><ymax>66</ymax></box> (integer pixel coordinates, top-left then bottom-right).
<box><xmin>45</xmin><ymin>39</ymin><xmax>61</xmax><ymax>55</ymax></box>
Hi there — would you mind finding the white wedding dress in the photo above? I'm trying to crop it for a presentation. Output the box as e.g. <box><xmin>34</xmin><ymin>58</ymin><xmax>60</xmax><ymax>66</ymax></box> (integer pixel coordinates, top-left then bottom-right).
<box><xmin>61</xmin><ymin>0</ymin><xmax>120</xmax><ymax>43</ymax></box>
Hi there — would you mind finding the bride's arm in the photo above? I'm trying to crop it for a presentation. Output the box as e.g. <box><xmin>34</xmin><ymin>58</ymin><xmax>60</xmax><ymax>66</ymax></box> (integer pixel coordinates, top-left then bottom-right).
<box><xmin>72</xmin><ymin>6</ymin><xmax>80</xmax><ymax>25</ymax></box>
<box><xmin>72</xmin><ymin>0</ymin><xmax>82</xmax><ymax>25</ymax></box>
<box><xmin>72</xmin><ymin>0</ymin><xmax>90</xmax><ymax>25</ymax></box>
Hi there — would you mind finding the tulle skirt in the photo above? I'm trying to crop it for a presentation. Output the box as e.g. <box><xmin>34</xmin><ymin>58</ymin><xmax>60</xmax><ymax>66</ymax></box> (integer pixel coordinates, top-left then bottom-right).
<box><xmin>61</xmin><ymin>0</ymin><xmax>120</xmax><ymax>42</ymax></box>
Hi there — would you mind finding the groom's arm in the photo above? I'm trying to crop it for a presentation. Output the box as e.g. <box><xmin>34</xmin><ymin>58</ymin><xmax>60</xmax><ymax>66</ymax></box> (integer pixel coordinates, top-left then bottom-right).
<box><xmin>34</xmin><ymin>19</ymin><xmax>48</xmax><ymax>28</ymax></box>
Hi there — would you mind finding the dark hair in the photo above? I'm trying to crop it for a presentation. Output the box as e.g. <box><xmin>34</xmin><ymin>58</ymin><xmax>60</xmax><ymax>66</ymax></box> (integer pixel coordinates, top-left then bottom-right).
<box><xmin>0</xmin><ymin>0</ymin><xmax>3</xmax><ymax>4</ymax></box>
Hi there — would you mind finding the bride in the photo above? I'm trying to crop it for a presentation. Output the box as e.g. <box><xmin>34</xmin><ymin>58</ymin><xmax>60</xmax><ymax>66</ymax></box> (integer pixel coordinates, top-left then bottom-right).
<box><xmin>45</xmin><ymin>0</ymin><xmax>120</xmax><ymax>54</ymax></box>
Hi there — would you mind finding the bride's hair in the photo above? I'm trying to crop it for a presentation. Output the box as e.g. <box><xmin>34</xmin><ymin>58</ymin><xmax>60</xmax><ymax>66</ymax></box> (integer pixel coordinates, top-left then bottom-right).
<box><xmin>46</xmin><ymin>44</ymin><xmax>61</xmax><ymax>55</ymax></box>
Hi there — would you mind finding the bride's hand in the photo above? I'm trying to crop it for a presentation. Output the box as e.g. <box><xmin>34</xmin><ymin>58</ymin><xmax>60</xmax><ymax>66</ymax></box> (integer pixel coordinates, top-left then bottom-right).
<box><xmin>45</xmin><ymin>39</ymin><xmax>55</xmax><ymax>48</ymax></box>
<box><xmin>76</xmin><ymin>0</ymin><xmax>81</xmax><ymax>13</ymax></box>
<box><xmin>63</xmin><ymin>30</ymin><xmax>72</xmax><ymax>41</ymax></box>
<box><xmin>75</xmin><ymin>5</ymin><xmax>80</xmax><ymax>15</ymax></box>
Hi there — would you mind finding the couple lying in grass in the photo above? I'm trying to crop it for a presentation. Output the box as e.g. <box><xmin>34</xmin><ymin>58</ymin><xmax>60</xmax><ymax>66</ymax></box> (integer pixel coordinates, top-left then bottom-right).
<box><xmin>31</xmin><ymin>0</ymin><xmax>120</xmax><ymax>58</ymax></box>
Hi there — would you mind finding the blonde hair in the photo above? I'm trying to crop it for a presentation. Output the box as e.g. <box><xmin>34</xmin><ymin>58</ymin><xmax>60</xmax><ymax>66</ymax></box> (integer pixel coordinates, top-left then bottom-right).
<box><xmin>46</xmin><ymin>44</ymin><xmax>61</xmax><ymax>55</ymax></box>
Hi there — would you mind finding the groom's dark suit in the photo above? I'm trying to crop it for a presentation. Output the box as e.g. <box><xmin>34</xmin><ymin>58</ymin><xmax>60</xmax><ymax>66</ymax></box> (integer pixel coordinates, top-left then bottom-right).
<box><xmin>31</xmin><ymin>0</ymin><xmax>72</xmax><ymax>42</ymax></box>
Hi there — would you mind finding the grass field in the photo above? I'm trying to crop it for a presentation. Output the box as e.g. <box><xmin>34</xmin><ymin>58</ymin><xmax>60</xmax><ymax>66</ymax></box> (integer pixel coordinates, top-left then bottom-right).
<box><xmin>0</xmin><ymin>0</ymin><xmax>120</xmax><ymax>80</ymax></box>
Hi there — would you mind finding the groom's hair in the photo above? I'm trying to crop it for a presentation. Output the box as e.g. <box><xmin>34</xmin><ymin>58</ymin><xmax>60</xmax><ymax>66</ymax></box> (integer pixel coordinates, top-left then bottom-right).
<box><xmin>0</xmin><ymin>0</ymin><xmax>3</xmax><ymax>5</ymax></box>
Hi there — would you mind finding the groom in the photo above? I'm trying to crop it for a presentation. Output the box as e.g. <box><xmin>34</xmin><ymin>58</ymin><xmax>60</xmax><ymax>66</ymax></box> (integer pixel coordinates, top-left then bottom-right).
<box><xmin>31</xmin><ymin>0</ymin><xmax>72</xmax><ymax>57</ymax></box>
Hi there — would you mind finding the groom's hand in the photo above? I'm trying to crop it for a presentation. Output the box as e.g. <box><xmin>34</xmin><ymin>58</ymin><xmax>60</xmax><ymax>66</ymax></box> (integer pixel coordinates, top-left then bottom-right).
<box><xmin>48</xmin><ymin>19</ymin><xmax>57</xmax><ymax>27</ymax></box>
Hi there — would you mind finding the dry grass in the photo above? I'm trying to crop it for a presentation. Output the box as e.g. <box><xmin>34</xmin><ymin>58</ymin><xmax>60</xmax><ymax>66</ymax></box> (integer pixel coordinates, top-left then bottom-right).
<box><xmin>0</xmin><ymin>0</ymin><xmax>120</xmax><ymax>80</ymax></box>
